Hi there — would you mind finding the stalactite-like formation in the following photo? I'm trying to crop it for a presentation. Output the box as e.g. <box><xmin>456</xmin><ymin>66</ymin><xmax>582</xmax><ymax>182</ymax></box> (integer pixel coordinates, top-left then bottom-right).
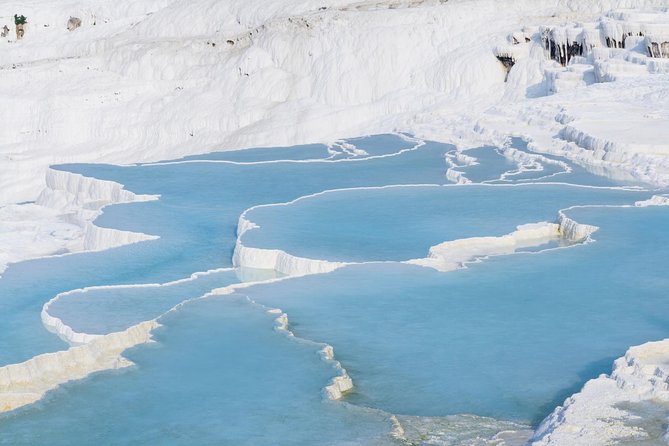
<box><xmin>647</xmin><ymin>39</ymin><xmax>669</xmax><ymax>58</ymax></box>
<box><xmin>541</xmin><ymin>28</ymin><xmax>586</xmax><ymax>66</ymax></box>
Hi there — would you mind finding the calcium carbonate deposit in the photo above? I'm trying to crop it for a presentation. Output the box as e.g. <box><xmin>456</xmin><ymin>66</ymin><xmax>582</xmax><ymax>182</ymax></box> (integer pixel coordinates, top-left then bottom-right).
<box><xmin>1</xmin><ymin>1</ymin><xmax>669</xmax><ymax>445</ymax></box>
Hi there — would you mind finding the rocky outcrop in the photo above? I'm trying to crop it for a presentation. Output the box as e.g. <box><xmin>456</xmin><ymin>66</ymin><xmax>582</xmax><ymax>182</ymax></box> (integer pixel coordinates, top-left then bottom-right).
<box><xmin>494</xmin><ymin>47</ymin><xmax>517</xmax><ymax>80</ymax></box>
<box><xmin>646</xmin><ymin>37</ymin><xmax>669</xmax><ymax>58</ymax></box>
<box><xmin>0</xmin><ymin>321</ymin><xmax>157</xmax><ymax>412</ymax></box>
<box><xmin>539</xmin><ymin>11</ymin><xmax>669</xmax><ymax>65</ymax></box>
<box><xmin>540</xmin><ymin>25</ymin><xmax>596</xmax><ymax>66</ymax></box>
<box><xmin>532</xmin><ymin>339</ymin><xmax>669</xmax><ymax>445</ymax></box>
<box><xmin>67</xmin><ymin>17</ymin><xmax>82</xmax><ymax>31</ymax></box>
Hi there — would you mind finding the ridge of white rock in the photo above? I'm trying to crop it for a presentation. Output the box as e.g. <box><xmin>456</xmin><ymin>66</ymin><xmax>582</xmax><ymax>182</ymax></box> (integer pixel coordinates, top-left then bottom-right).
<box><xmin>233</xmin><ymin>208</ymin><xmax>348</xmax><ymax>276</ymax></box>
<box><xmin>232</xmin><ymin>242</ymin><xmax>347</xmax><ymax>277</ymax></box>
<box><xmin>41</xmin><ymin>297</ymin><xmax>102</xmax><ymax>346</ymax></box>
<box><xmin>556</xmin><ymin>209</ymin><xmax>600</xmax><ymax>242</ymax></box>
<box><xmin>531</xmin><ymin>339</ymin><xmax>669</xmax><ymax>445</ymax></box>
<box><xmin>237</xmin><ymin>193</ymin><xmax>601</xmax><ymax>277</ymax></box>
<box><xmin>407</xmin><ymin>216</ymin><xmax>599</xmax><ymax>274</ymax></box>
<box><xmin>635</xmin><ymin>194</ymin><xmax>669</xmax><ymax>207</ymax></box>
<box><xmin>2</xmin><ymin>0</ymin><xmax>669</xmax><ymax>271</ymax></box>
<box><xmin>473</xmin><ymin>6</ymin><xmax>669</xmax><ymax>187</ymax></box>
<box><xmin>0</xmin><ymin>167</ymin><xmax>158</xmax><ymax>275</ymax></box>
<box><xmin>499</xmin><ymin>144</ymin><xmax>572</xmax><ymax>182</ymax></box>
<box><xmin>12</xmin><ymin>270</ymin><xmax>262</xmax><ymax>415</ymax></box>
<box><xmin>266</xmin><ymin>307</ymin><xmax>353</xmax><ymax>400</ymax></box>
<box><xmin>445</xmin><ymin>150</ymin><xmax>476</xmax><ymax>184</ymax></box>
<box><xmin>0</xmin><ymin>320</ymin><xmax>157</xmax><ymax>413</ymax></box>
<box><xmin>41</xmin><ymin>268</ymin><xmax>232</xmax><ymax>345</ymax></box>
<box><xmin>407</xmin><ymin>223</ymin><xmax>563</xmax><ymax>272</ymax></box>
<box><xmin>37</xmin><ymin>168</ymin><xmax>154</xmax><ymax>208</ymax></box>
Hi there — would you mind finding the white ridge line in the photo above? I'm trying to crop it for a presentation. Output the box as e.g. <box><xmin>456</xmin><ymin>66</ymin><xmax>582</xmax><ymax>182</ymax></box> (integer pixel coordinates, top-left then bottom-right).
<box><xmin>133</xmin><ymin>134</ymin><xmax>427</xmax><ymax>167</ymax></box>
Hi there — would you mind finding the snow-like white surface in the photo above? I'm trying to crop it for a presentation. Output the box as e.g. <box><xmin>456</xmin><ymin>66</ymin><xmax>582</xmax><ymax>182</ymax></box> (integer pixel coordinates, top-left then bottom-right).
<box><xmin>0</xmin><ymin>0</ymin><xmax>667</xmax><ymax>271</ymax></box>
<box><xmin>234</xmin><ymin>207</ymin><xmax>348</xmax><ymax>276</ymax></box>
<box><xmin>2</xmin><ymin>0</ymin><xmax>669</xmax><ymax>441</ymax></box>
<box><xmin>408</xmin><ymin>222</ymin><xmax>562</xmax><ymax>272</ymax></box>
<box><xmin>0</xmin><ymin>320</ymin><xmax>157</xmax><ymax>412</ymax></box>
<box><xmin>635</xmin><ymin>193</ymin><xmax>669</xmax><ymax>206</ymax></box>
<box><xmin>479</xmin><ymin>74</ymin><xmax>669</xmax><ymax>185</ymax></box>
<box><xmin>477</xmin><ymin>8</ymin><xmax>669</xmax><ymax>187</ymax></box>
<box><xmin>532</xmin><ymin>339</ymin><xmax>669</xmax><ymax>445</ymax></box>
<box><xmin>0</xmin><ymin>167</ymin><xmax>158</xmax><ymax>274</ymax></box>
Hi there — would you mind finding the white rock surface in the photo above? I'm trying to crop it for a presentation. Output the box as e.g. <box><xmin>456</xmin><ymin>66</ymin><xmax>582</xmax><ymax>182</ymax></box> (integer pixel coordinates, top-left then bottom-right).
<box><xmin>1</xmin><ymin>0</ymin><xmax>669</xmax><ymax>440</ymax></box>
<box><xmin>233</xmin><ymin>210</ymin><xmax>347</xmax><ymax>276</ymax></box>
<box><xmin>532</xmin><ymin>339</ymin><xmax>669</xmax><ymax>445</ymax></box>
<box><xmin>0</xmin><ymin>320</ymin><xmax>157</xmax><ymax>412</ymax></box>
<box><xmin>0</xmin><ymin>167</ymin><xmax>158</xmax><ymax>274</ymax></box>
<box><xmin>408</xmin><ymin>222</ymin><xmax>563</xmax><ymax>272</ymax></box>
<box><xmin>635</xmin><ymin>194</ymin><xmax>669</xmax><ymax>207</ymax></box>
<box><xmin>2</xmin><ymin>0</ymin><xmax>669</xmax><ymax>270</ymax></box>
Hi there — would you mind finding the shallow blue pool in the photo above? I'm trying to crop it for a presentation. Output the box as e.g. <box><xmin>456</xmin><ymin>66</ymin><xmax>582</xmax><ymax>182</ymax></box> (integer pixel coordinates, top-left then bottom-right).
<box><xmin>0</xmin><ymin>134</ymin><xmax>666</xmax><ymax>444</ymax></box>
<box><xmin>240</xmin><ymin>184</ymin><xmax>649</xmax><ymax>263</ymax></box>
<box><xmin>0</xmin><ymin>137</ymin><xmax>455</xmax><ymax>367</ymax></box>
<box><xmin>240</xmin><ymin>204</ymin><xmax>669</xmax><ymax>424</ymax></box>
<box><xmin>48</xmin><ymin>269</ymin><xmax>240</xmax><ymax>336</ymax></box>
<box><xmin>451</xmin><ymin>147</ymin><xmax>518</xmax><ymax>183</ymax></box>
<box><xmin>0</xmin><ymin>297</ymin><xmax>396</xmax><ymax>445</ymax></box>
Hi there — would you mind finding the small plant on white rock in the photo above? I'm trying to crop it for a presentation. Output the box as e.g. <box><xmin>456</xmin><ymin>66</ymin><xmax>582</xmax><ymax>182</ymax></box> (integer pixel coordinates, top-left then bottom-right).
<box><xmin>14</xmin><ymin>14</ymin><xmax>27</xmax><ymax>40</ymax></box>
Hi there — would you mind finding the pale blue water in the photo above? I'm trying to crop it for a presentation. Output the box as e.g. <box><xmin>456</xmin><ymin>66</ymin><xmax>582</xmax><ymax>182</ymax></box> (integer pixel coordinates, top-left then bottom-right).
<box><xmin>0</xmin><ymin>134</ymin><xmax>665</xmax><ymax>444</ymax></box>
<box><xmin>450</xmin><ymin>147</ymin><xmax>518</xmax><ymax>183</ymax></box>
<box><xmin>0</xmin><ymin>297</ymin><xmax>396</xmax><ymax>445</ymax></box>
<box><xmin>143</xmin><ymin>134</ymin><xmax>413</xmax><ymax>164</ymax></box>
<box><xmin>445</xmin><ymin>138</ymin><xmax>642</xmax><ymax>187</ymax></box>
<box><xmin>344</xmin><ymin>134</ymin><xmax>416</xmax><ymax>157</ymax></box>
<box><xmin>0</xmin><ymin>242</ymin><xmax>207</xmax><ymax>366</ymax></box>
<box><xmin>240</xmin><ymin>204</ymin><xmax>669</xmax><ymax>424</ymax></box>
<box><xmin>495</xmin><ymin>138</ymin><xmax>569</xmax><ymax>183</ymax></box>
<box><xmin>241</xmin><ymin>184</ymin><xmax>648</xmax><ymax>263</ymax></box>
<box><xmin>0</xmin><ymin>136</ymin><xmax>455</xmax><ymax>443</ymax></box>
<box><xmin>498</xmin><ymin>138</ymin><xmax>646</xmax><ymax>187</ymax></box>
<box><xmin>48</xmin><ymin>269</ymin><xmax>239</xmax><ymax>335</ymax></box>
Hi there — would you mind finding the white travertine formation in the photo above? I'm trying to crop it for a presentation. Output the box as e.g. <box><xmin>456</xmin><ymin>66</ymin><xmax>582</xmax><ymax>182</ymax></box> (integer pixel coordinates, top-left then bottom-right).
<box><xmin>408</xmin><ymin>223</ymin><xmax>562</xmax><ymax>272</ymax></box>
<box><xmin>4</xmin><ymin>0</ymin><xmax>669</xmax><ymax>271</ymax></box>
<box><xmin>532</xmin><ymin>339</ymin><xmax>669</xmax><ymax>445</ymax></box>
<box><xmin>0</xmin><ymin>167</ymin><xmax>158</xmax><ymax>274</ymax></box>
<box><xmin>445</xmin><ymin>150</ymin><xmax>476</xmax><ymax>184</ymax></box>
<box><xmin>232</xmin><ymin>239</ymin><xmax>347</xmax><ymax>277</ymax></box>
<box><xmin>39</xmin><ymin>168</ymin><xmax>159</xmax><ymax>252</ymax></box>
<box><xmin>556</xmin><ymin>210</ymin><xmax>599</xmax><ymax>242</ymax></box>
<box><xmin>634</xmin><ymin>194</ymin><xmax>669</xmax><ymax>207</ymax></box>
<box><xmin>269</xmin><ymin>309</ymin><xmax>353</xmax><ymax>400</ymax></box>
<box><xmin>233</xmin><ymin>211</ymin><xmax>347</xmax><ymax>276</ymax></box>
<box><xmin>1</xmin><ymin>0</ymin><xmax>669</xmax><ymax>440</ymax></box>
<box><xmin>0</xmin><ymin>320</ymin><xmax>157</xmax><ymax>412</ymax></box>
